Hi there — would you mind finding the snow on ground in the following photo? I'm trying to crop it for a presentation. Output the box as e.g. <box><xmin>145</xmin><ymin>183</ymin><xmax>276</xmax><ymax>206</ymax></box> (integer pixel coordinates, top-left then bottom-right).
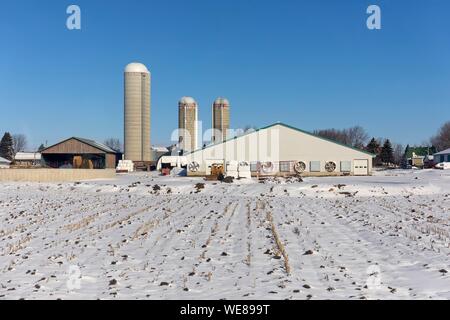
<box><xmin>0</xmin><ymin>169</ymin><xmax>449</xmax><ymax>300</ymax></box>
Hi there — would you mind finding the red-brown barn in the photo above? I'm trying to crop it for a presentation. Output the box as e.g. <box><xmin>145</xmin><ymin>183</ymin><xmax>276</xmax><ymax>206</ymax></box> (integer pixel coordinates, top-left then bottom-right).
<box><xmin>41</xmin><ymin>137</ymin><xmax>120</xmax><ymax>169</ymax></box>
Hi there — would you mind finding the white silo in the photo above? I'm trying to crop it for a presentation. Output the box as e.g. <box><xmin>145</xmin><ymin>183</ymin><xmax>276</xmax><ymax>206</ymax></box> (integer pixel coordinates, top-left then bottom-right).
<box><xmin>124</xmin><ymin>62</ymin><xmax>151</xmax><ymax>162</ymax></box>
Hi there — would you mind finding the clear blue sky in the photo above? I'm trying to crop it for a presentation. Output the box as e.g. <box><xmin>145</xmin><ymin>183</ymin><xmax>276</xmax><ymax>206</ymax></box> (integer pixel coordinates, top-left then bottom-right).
<box><xmin>1</xmin><ymin>0</ymin><xmax>449</xmax><ymax>149</ymax></box>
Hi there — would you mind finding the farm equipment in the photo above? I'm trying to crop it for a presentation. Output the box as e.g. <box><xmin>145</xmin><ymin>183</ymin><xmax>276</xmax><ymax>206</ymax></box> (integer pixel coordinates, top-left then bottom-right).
<box><xmin>205</xmin><ymin>163</ymin><xmax>225</xmax><ymax>181</ymax></box>
<box><xmin>161</xmin><ymin>168</ymin><xmax>171</xmax><ymax>176</ymax></box>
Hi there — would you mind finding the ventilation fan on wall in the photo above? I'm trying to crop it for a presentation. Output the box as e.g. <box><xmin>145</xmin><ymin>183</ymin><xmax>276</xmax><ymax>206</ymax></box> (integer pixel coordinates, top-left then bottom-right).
<box><xmin>294</xmin><ymin>161</ymin><xmax>306</xmax><ymax>174</ymax></box>
<box><xmin>188</xmin><ymin>161</ymin><xmax>200</xmax><ymax>172</ymax></box>
<box><xmin>325</xmin><ymin>161</ymin><xmax>337</xmax><ymax>173</ymax></box>
<box><xmin>261</xmin><ymin>162</ymin><xmax>274</xmax><ymax>173</ymax></box>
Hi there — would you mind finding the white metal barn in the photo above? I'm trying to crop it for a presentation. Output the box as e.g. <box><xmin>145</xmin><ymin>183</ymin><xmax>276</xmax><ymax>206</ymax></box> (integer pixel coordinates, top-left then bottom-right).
<box><xmin>185</xmin><ymin>123</ymin><xmax>375</xmax><ymax>177</ymax></box>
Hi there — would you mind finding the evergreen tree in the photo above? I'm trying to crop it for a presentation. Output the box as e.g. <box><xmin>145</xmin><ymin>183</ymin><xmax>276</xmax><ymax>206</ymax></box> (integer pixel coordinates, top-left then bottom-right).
<box><xmin>380</xmin><ymin>139</ymin><xmax>394</xmax><ymax>164</ymax></box>
<box><xmin>38</xmin><ymin>144</ymin><xmax>45</xmax><ymax>152</ymax></box>
<box><xmin>366</xmin><ymin>137</ymin><xmax>382</xmax><ymax>166</ymax></box>
<box><xmin>366</xmin><ymin>137</ymin><xmax>381</xmax><ymax>155</ymax></box>
<box><xmin>402</xmin><ymin>144</ymin><xmax>410</xmax><ymax>166</ymax></box>
<box><xmin>0</xmin><ymin>132</ymin><xmax>14</xmax><ymax>161</ymax></box>
<box><xmin>404</xmin><ymin>144</ymin><xmax>410</xmax><ymax>156</ymax></box>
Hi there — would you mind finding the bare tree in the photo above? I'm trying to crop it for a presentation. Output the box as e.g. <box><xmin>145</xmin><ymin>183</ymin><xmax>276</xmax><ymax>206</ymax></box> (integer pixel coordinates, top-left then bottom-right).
<box><xmin>313</xmin><ymin>126</ymin><xmax>369</xmax><ymax>148</ymax></box>
<box><xmin>104</xmin><ymin>138</ymin><xmax>122</xmax><ymax>152</ymax></box>
<box><xmin>12</xmin><ymin>134</ymin><xmax>27</xmax><ymax>155</ymax></box>
<box><xmin>345</xmin><ymin>126</ymin><xmax>369</xmax><ymax>149</ymax></box>
<box><xmin>392</xmin><ymin>142</ymin><xmax>404</xmax><ymax>166</ymax></box>
<box><xmin>235</xmin><ymin>125</ymin><xmax>258</xmax><ymax>137</ymax></box>
<box><xmin>430</xmin><ymin>121</ymin><xmax>450</xmax><ymax>151</ymax></box>
<box><xmin>244</xmin><ymin>125</ymin><xmax>257</xmax><ymax>132</ymax></box>
<box><xmin>313</xmin><ymin>128</ymin><xmax>348</xmax><ymax>145</ymax></box>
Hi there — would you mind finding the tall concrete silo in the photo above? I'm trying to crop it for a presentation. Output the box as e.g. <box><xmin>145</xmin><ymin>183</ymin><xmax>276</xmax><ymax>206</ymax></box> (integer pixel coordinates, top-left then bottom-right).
<box><xmin>212</xmin><ymin>97</ymin><xmax>230</xmax><ymax>143</ymax></box>
<box><xmin>124</xmin><ymin>62</ymin><xmax>151</xmax><ymax>162</ymax></box>
<box><xmin>178</xmin><ymin>97</ymin><xmax>198</xmax><ymax>153</ymax></box>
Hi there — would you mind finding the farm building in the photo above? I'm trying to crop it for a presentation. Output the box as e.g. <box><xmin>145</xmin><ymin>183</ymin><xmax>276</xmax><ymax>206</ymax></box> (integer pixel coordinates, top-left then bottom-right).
<box><xmin>157</xmin><ymin>156</ymin><xmax>188</xmax><ymax>171</ymax></box>
<box><xmin>434</xmin><ymin>148</ymin><xmax>450</xmax><ymax>163</ymax></box>
<box><xmin>403</xmin><ymin>146</ymin><xmax>436</xmax><ymax>168</ymax></box>
<box><xmin>40</xmin><ymin>137</ymin><xmax>120</xmax><ymax>169</ymax></box>
<box><xmin>0</xmin><ymin>156</ymin><xmax>11</xmax><ymax>169</ymax></box>
<box><xmin>151</xmin><ymin>146</ymin><xmax>170</xmax><ymax>162</ymax></box>
<box><xmin>185</xmin><ymin>122</ymin><xmax>375</xmax><ymax>177</ymax></box>
<box><xmin>13</xmin><ymin>152</ymin><xmax>42</xmax><ymax>167</ymax></box>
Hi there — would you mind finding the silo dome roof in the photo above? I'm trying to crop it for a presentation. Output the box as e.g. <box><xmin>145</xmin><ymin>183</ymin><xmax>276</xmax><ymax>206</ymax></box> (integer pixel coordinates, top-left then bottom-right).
<box><xmin>214</xmin><ymin>97</ymin><xmax>230</xmax><ymax>106</ymax></box>
<box><xmin>179</xmin><ymin>96</ymin><xmax>197</xmax><ymax>105</ymax></box>
<box><xmin>124</xmin><ymin>62</ymin><xmax>150</xmax><ymax>74</ymax></box>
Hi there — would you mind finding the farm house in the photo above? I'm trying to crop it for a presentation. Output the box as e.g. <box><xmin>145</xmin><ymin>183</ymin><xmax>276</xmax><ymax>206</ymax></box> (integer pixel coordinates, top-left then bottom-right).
<box><xmin>185</xmin><ymin>123</ymin><xmax>375</xmax><ymax>177</ymax></box>
<box><xmin>434</xmin><ymin>148</ymin><xmax>450</xmax><ymax>163</ymax></box>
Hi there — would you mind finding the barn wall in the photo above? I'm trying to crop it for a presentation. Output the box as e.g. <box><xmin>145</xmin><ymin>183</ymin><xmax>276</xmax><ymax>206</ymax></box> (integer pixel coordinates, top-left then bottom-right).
<box><xmin>278</xmin><ymin>125</ymin><xmax>373</xmax><ymax>174</ymax></box>
<box><xmin>105</xmin><ymin>154</ymin><xmax>117</xmax><ymax>169</ymax></box>
<box><xmin>186</xmin><ymin>124</ymin><xmax>373</xmax><ymax>175</ymax></box>
<box><xmin>186</xmin><ymin>127</ymin><xmax>280</xmax><ymax>167</ymax></box>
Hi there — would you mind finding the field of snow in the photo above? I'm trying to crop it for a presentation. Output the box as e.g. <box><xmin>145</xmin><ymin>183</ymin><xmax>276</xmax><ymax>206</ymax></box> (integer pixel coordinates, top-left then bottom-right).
<box><xmin>0</xmin><ymin>169</ymin><xmax>449</xmax><ymax>300</ymax></box>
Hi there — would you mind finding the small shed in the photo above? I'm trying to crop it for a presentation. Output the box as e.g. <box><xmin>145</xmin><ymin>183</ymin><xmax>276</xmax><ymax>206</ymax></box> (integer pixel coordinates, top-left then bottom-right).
<box><xmin>0</xmin><ymin>156</ymin><xmax>11</xmax><ymax>169</ymax></box>
<box><xmin>41</xmin><ymin>137</ymin><xmax>119</xmax><ymax>169</ymax></box>
<box><xmin>14</xmin><ymin>152</ymin><xmax>42</xmax><ymax>167</ymax></box>
<box><xmin>151</xmin><ymin>146</ymin><xmax>170</xmax><ymax>162</ymax></box>
<box><xmin>156</xmin><ymin>156</ymin><xmax>188</xmax><ymax>171</ymax></box>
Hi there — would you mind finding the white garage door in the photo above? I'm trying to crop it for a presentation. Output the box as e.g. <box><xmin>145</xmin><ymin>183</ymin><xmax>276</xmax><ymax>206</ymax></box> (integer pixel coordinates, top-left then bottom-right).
<box><xmin>353</xmin><ymin>159</ymin><xmax>368</xmax><ymax>176</ymax></box>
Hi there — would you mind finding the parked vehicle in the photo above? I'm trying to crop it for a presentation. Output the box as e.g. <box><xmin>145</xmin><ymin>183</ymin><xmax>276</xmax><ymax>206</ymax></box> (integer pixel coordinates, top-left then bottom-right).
<box><xmin>434</xmin><ymin>162</ymin><xmax>450</xmax><ymax>170</ymax></box>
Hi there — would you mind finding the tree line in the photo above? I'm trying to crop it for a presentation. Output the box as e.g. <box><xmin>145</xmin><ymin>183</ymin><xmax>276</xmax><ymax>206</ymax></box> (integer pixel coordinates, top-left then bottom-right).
<box><xmin>314</xmin><ymin>121</ymin><xmax>450</xmax><ymax>166</ymax></box>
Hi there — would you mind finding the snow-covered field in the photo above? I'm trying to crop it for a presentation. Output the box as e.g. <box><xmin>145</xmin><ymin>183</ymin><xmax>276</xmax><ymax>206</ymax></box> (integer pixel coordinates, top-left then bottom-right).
<box><xmin>0</xmin><ymin>169</ymin><xmax>449</xmax><ymax>300</ymax></box>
